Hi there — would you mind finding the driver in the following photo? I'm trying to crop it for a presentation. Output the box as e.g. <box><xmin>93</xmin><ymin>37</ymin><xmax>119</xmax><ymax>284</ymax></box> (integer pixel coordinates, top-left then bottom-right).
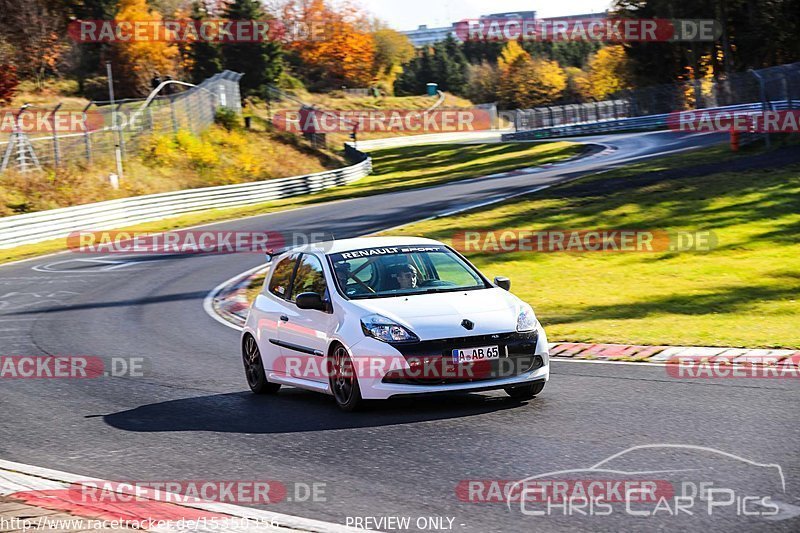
<box><xmin>393</xmin><ymin>263</ymin><xmax>418</xmax><ymax>289</ymax></box>
<box><xmin>334</xmin><ymin>263</ymin><xmax>351</xmax><ymax>287</ymax></box>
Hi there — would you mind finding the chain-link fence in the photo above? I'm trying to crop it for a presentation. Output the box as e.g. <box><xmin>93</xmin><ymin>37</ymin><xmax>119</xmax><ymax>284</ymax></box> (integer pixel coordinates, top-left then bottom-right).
<box><xmin>513</xmin><ymin>62</ymin><xmax>800</xmax><ymax>131</ymax></box>
<box><xmin>0</xmin><ymin>71</ymin><xmax>243</xmax><ymax>174</ymax></box>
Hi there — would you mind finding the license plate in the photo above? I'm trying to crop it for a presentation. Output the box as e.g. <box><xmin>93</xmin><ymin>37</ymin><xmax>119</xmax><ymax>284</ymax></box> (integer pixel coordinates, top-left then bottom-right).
<box><xmin>452</xmin><ymin>345</ymin><xmax>500</xmax><ymax>364</ymax></box>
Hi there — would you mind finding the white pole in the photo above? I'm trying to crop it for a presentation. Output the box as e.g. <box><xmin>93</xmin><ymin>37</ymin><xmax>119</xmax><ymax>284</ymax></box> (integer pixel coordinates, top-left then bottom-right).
<box><xmin>107</xmin><ymin>61</ymin><xmax>124</xmax><ymax>180</ymax></box>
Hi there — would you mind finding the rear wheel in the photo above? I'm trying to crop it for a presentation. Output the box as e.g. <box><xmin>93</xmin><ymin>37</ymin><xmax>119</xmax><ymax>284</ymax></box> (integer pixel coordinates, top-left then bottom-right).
<box><xmin>505</xmin><ymin>380</ymin><xmax>545</xmax><ymax>400</ymax></box>
<box><xmin>243</xmin><ymin>335</ymin><xmax>280</xmax><ymax>394</ymax></box>
<box><xmin>329</xmin><ymin>344</ymin><xmax>363</xmax><ymax>412</ymax></box>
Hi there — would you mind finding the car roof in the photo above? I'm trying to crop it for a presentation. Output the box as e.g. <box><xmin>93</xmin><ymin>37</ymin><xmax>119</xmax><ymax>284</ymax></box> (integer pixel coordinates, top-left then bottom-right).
<box><xmin>282</xmin><ymin>236</ymin><xmax>445</xmax><ymax>256</ymax></box>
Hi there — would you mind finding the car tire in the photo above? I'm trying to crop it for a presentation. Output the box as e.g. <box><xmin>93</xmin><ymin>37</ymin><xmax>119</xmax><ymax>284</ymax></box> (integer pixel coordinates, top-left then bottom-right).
<box><xmin>504</xmin><ymin>380</ymin><xmax>545</xmax><ymax>400</ymax></box>
<box><xmin>243</xmin><ymin>334</ymin><xmax>281</xmax><ymax>395</ymax></box>
<box><xmin>329</xmin><ymin>343</ymin><xmax>363</xmax><ymax>412</ymax></box>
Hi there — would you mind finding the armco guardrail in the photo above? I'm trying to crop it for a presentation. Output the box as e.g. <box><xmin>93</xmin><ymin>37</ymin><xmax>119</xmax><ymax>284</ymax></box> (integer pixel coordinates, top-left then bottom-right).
<box><xmin>0</xmin><ymin>156</ymin><xmax>371</xmax><ymax>249</ymax></box>
<box><xmin>351</xmin><ymin>130</ymin><xmax>509</xmax><ymax>151</ymax></box>
<box><xmin>504</xmin><ymin>100</ymin><xmax>800</xmax><ymax>141</ymax></box>
<box><xmin>0</xmin><ymin>129</ymin><xmax>507</xmax><ymax>249</ymax></box>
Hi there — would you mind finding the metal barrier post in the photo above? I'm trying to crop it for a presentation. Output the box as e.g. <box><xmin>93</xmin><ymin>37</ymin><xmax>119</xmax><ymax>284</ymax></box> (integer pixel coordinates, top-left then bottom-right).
<box><xmin>115</xmin><ymin>102</ymin><xmax>126</xmax><ymax>158</ymax></box>
<box><xmin>50</xmin><ymin>103</ymin><xmax>62</xmax><ymax>167</ymax></box>
<box><xmin>749</xmin><ymin>69</ymin><xmax>770</xmax><ymax>148</ymax></box>
<box><xmin>83</xmin><ymin>102</ymin><xmax>93</xmax><ymax>163</ymax></box>
<box><xmin>780</xmin><ymin>67</ymin><xmax>792</xmax><ymax>110</ymax></box>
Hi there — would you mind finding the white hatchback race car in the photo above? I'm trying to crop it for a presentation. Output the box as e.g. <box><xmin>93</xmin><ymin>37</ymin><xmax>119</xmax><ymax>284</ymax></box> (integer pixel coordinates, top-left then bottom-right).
<box><xmin>241</xmin><ymin>237</ymin><xmax>549</xmax><ymax>411</ymax></box>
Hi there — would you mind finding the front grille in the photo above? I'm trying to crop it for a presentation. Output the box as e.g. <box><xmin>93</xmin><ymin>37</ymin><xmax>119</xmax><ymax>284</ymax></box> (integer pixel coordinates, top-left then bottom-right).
<box><xmin>383</xmin><ymin>331</ymin><xmax>542</xmax><ymax>385</ymax></box>
<box><xmin>390</xmin><ymin>331</ymin><xmax>539</xmax><ymax>357</ymax></box>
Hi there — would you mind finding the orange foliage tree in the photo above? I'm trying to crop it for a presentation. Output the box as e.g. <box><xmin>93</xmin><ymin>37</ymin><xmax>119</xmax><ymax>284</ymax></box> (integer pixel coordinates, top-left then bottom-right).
<box><xmin>278</xmin><ymin>0</ymin><xmax>376</xmax><ymax>88</ymax></box>
<box><xmin>0</xmin><ymin>64</ymin><xmax>18</xmax><ymax>104</ymax></box>
<box><xmin>109</xmin><ymin>0</ymin><xmax>180</xmax><ymax>97</ymax></box>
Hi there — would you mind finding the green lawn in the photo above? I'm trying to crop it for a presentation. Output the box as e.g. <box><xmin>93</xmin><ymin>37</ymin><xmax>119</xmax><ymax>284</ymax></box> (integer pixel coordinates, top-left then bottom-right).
<box><xmin>0</xmin><ymin>141</ymin><xmax>579</xmax><ymax>264</ymax></box>
<box><xmin>385</xmin><ymin>149</ymin><xmax>800</xmax><ymax>348</ymax></box>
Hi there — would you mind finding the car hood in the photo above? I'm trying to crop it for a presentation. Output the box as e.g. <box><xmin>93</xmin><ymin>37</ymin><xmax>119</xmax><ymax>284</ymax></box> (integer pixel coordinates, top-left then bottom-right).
<box><xmin>351</xmin><ymin>288</ymin><xmax>526</xmax><ymax>340</ymax></box>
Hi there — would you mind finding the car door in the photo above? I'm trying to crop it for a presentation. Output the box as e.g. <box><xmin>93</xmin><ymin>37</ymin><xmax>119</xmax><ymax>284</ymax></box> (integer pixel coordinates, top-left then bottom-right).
<box><xmin>254</xmin><ymin>253</ymin><xmax>299</xmax><ymax>372</ymax></box>
<box><xmin>277</xmin><ymin>253</ymin><xmax>335</xmax><ymax>383</ymax></box>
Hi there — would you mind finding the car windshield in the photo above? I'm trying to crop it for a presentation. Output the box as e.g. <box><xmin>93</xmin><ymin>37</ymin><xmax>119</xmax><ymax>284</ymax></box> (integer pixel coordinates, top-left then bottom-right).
<box><xmin>328</xmin><ymin>245</ymin><xmax>488</xmax><ymax>299</ymax></box>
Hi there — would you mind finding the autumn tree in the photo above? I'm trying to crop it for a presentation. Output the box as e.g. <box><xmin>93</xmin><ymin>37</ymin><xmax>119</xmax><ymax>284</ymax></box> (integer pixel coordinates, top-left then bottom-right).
<box><xmin>278</xmin><ymin>0</ymin><xmax>375</xmax><ymax>89</ymax></box>
<box><xmin>563</xmin><ymin>66</ymin><xmax>592</xmax><ymax>102</ymax></box>
<box><xmin>497</xmin><ymin>40</ymin><xmax>528</xmax><ymax>71</ymax></box>
<box><xmin>465</xmin><ymin>61</ymin><xmax>499</xmax><ymax>104</ymax></box>
<box><xmin>497</xmin><ymin>56</ymin><xmax>567</xmax><ymax>108</ymax></box>
<box><xmin>0</xmin><ymin>39</ymin><xmax>17</xmax><ymax>104</ymax></box>
<box><xmin>585</xmin><ymin>45</ymin><xmax>632</xmax><ymax>100</ymax></box>
<box><xmin>0</xmin><ymin>65</ymin><xmax>17</xmax><ymax>104</ymax></box>
<box><xmin>108</xmin><ymin>0</ymin><xmax>179</xmax><ymax>97</ymax></box>
<box><xmin>372</xmin><ymin>28</ymin><xmax>414</xmax><ymax>92</ymax></box>
<box><xmin>0</xmin><ymin>0</ymin><xmax>68</xmax><ymax>88</ymax></box>
<box><xmin>221</xmin><ymin>0</ymin><xmax>283</xmax><ymax>98</ymax></box>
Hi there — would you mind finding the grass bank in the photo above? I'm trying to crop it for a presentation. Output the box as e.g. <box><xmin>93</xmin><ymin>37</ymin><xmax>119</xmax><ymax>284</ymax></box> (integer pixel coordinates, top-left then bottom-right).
<box><xmin>0</xmin><ymin>125</ymin><xmax>343</xmax><ymax>216</ymax></box>
<box><xmin>383</xmin><ymin>145</ymin><xmax>800</xmax><ymax>348</ymax></box>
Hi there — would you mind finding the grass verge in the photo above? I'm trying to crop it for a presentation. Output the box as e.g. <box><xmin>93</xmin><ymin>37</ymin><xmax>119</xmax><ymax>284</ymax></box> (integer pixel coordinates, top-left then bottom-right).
<box><xmin>382</xmin><ymin>144</ymin><xmax>800</xmax><ymax>348</ymax></box>
<box><xmin>0</xmin><ymin>126</ymin><xmax>343</xmax><ymax>216</ymax></box>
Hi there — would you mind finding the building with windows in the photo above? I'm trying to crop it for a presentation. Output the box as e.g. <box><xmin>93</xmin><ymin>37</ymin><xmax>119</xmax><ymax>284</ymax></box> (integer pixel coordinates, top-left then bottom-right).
<box><xmin>402</xmin><ymin>10</ymin><xmax>607</xmax><ymax>47</ymax></box>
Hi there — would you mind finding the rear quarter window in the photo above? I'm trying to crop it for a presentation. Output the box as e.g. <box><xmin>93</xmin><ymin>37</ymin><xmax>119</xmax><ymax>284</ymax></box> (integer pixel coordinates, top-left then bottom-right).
<box><xmin>268</xmin><ymin>255</ymin><xmax>298</xmax><ymax>299</ymax></box>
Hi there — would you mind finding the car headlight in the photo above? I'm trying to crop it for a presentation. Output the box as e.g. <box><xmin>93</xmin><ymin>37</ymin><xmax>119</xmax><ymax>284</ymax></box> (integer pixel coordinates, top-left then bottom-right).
<box><xmin>517</xmin><ymin>304</ymin><xmax>539</xmax><ymax>332</ymax></box>
<box><xmin>361</xmin><ymin>314</ymin><xmax>419</xmax><ymax>343</ymax></box>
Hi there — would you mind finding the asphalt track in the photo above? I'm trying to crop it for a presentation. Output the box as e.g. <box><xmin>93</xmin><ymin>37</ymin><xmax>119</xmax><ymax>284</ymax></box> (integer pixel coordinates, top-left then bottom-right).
<box><xmin>1</xmin><ymin>130</ymin><xmax>798</xmax><ymax>532</ymax></box>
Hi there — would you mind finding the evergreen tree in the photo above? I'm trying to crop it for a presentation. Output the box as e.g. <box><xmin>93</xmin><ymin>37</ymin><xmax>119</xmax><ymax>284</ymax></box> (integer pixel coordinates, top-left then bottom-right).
<box><xmin>188</xmin><ymin>1</ymin><xmax>221</xmax><ymax>83</ymax></box>
<box><xmin>221</xmin><ymin>0</ymin><xmax>282</xmax><ymax>98</ymax></box>
<box><xmin>461</xmin><ymin>39</ymin><xmax>504</xmax><ymax>65</ymax></box>
<box><xmin>438</xmin><ymin>35</ymin><xmax>468</xmax><ymax>93</ymax></box>
<box><xmin>394</xmin><ymin>36</ymin><xmax>468</xmax><ymax>95</ymax></box>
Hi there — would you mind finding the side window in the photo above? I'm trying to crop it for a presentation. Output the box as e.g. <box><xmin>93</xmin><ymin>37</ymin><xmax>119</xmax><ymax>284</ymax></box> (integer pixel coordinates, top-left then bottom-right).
<box><xmin>268</xmin><ymin>254</ymin><xmax>298</xmax><ymax>299</ymax></box>
<box><xmin>291</xmin><ymin>254</ymin><xmax>327</xmax><ymax>300</ymax></box>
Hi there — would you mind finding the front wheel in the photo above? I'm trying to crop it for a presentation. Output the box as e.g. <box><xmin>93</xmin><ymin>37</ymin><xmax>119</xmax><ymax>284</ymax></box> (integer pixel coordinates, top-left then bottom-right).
<box><xmin>329</xmin><ymin>344</ymin><xmax>363</xmax><ymax>412</ymax></box>
<box><xmin>243</xmin><ymin>335</ymin><xmax>281</xmax><ymax>395</ymax></box>
<box><xmin>505</xmin><ymin>380</ymin><xmax>545</xmax><ymax>400</ymax></box>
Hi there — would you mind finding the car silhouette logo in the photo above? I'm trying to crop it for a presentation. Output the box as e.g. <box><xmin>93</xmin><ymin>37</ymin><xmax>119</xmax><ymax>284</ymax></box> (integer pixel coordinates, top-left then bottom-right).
<box><xmin>461</xmin><ymin>319</ymin><xmax>475</xmax><ymax>330</ymax></box>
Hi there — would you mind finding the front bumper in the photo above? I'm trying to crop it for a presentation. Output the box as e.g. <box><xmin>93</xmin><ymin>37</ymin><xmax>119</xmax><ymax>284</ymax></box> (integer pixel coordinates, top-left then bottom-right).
<box><xmin>348</xmin><ymin>325</ymin><xmax>550</xmax><ymax>400</ymax></box>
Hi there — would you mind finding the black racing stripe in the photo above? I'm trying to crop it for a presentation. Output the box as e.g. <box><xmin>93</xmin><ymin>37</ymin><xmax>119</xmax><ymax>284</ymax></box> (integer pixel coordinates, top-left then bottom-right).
<box><xmin>268</xmin><ymin>338</ymin><xmax>324</xmax><ymax>357</ymax></box>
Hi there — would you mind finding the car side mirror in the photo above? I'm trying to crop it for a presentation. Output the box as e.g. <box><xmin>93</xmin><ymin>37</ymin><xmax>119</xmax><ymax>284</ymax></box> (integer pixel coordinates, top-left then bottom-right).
<box><xmin>295</xmin><ymin>292</ymin><xmax>327</xmax><ymax>311</ymax></box>
<box><xmin>494</xmin><ymin>276</ymin><xmax>511</xmax><ymax>291</ymax></box>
